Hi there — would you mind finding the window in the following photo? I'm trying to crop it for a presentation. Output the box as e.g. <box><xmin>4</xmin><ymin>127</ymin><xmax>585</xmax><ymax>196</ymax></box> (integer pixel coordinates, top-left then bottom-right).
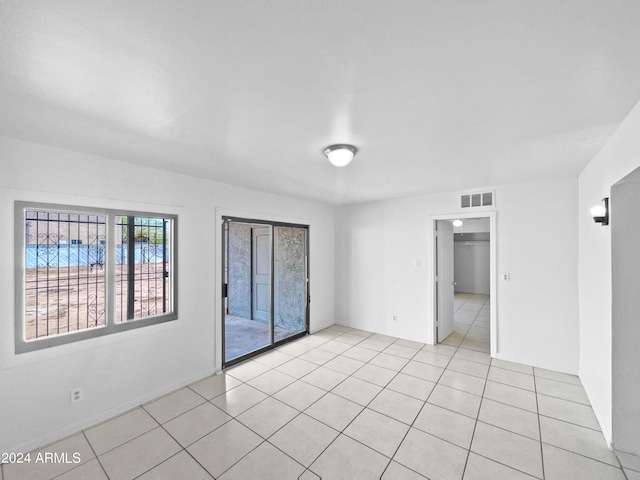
<box><xmin>114</xmin><ymin>216</ymin><xmax>172</xmax><ymax>323</ymax></box>
<box><xmin>16</xmin><ymin>202</ymin><xmax>177</xmax><ymax>353</ymax></box>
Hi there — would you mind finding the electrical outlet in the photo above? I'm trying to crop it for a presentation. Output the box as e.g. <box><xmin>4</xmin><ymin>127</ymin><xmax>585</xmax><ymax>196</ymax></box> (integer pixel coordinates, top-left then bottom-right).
<box><xmin>70</xmin><ymin>388</ymin><xmax>83</xmax><ymax>404</ymax></box>
<box><xmin>393</xmin><ymin>315</ymin><xmax>398</xmax><ymax>322</ymax></box>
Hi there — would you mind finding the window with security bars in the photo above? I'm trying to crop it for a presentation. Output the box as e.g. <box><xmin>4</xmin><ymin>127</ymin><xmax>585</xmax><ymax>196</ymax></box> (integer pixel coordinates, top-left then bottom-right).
<box><xmin>17</xmin><ymin>203</ymin><xmax>176</xmax><ymax>352</ymax></box>
<box><xmin>115</xmin><ymin>216</ymin><xmax>171</xmax><ymax>322</ymax></box>
<box><xmin>24</xmin><ymin>210</ymin><xmax>107</xmax><ymax>340</ymax></box>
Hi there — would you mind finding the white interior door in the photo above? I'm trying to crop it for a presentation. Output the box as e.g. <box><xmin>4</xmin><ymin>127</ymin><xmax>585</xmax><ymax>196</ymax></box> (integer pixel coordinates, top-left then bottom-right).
<box><xmin>252</xmin><ymin>227</ymin><xmax>271</xmax><ymax>322</ymax></box>
<box><xmin>437</xmin><ymin>221</ymin><xmax>455</xmax><ymax>342</ymax></box>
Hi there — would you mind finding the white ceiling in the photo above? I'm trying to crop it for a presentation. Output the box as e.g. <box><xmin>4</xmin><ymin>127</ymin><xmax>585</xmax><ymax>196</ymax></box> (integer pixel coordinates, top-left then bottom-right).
<box><xmin>1</xmin><ymin>1</ymin><xmax>639</xmax><ymax>205</ymax></box>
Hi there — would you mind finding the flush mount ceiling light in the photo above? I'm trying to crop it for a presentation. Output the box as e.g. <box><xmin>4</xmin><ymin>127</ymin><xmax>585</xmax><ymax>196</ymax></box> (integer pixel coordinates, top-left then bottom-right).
<box><xmin>452</xmin><ymin>219</ymin><xmax>463</xmax><ymax>227</ymax></box>
<box><xmin>324</xmin><ymin>144</ymin><xmax>357</xmax><ymax>167</ymax></box>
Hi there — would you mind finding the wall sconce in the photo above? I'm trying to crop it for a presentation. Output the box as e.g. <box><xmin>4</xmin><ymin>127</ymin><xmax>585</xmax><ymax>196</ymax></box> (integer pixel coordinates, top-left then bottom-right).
<box><xmin>324</xmin><ymin>144</ymin><xmax>357</xmax><ymax>167</ymax></box>
<box><xmin>590</xmin><ymin>197</ymin><xmax>609</xmax><ymax>226</ymax></box>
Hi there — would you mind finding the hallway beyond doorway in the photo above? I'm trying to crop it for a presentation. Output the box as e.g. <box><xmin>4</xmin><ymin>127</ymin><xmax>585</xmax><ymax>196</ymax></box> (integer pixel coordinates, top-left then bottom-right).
<box><xmin>440</xmin><ymin>293</ymin><xmax>490</xmax><ymax>353</ymax></box>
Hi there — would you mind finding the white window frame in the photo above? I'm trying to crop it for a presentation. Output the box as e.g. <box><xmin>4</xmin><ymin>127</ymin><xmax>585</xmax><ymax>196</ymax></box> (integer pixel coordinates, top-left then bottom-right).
<box><xmin>15</xmin><ymin>201</ymin><xmax>178</xmax><ymax>353</ymax></box>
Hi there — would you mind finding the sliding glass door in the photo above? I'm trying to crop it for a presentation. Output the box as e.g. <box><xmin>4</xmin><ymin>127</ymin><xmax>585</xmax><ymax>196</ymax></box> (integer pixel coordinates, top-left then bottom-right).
<box><xmin>273</xmin><ymin>226</ymin><xmax>308</xmax><ymax>342</ymax></box>
<box><xmin>223</xmin><ymin>218</ymin><xmax>308</xmax><ymax>366</ymax></box>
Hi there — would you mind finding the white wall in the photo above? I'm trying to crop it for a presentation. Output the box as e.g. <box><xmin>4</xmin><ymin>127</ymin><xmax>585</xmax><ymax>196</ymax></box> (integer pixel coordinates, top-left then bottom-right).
<box><xmin>0</xmin><ymin>136</ymin><xmax>335</xmax><ymax>453</ymax></box>
<box><xmin>454</xmin><ymin>241</ymin><xmax>490</xmax><ymax>294</ymax></box>
<box><xmin>335</xmin><ymin>177</ymin><xmax>579</xmax><ymax>372</ymax></box>
<box><xmin>577</xmin><ymin>99</ymin><xmax>640</xmax><ymax>445</ymax></box>
<box><xmin>453</xmin><ymin>218</ymin><xmax>490</xmax><ymax>294</ymax></box>
<box><xmin>454</xmin><ymin>217</ymin><xmax>490</xmax><ymax>234</ymax></box>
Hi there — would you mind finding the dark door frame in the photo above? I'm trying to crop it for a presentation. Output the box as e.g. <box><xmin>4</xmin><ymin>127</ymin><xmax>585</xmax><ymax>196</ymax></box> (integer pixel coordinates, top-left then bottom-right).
<box><xmin>221</xmin><ymin>216</ymin><xmax>310</xmax><ymax>368</ymax></box>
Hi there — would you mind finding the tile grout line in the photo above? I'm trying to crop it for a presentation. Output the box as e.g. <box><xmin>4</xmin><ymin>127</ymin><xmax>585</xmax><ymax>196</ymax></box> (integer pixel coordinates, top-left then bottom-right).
<box><xmin>271</xmin><ymin>331</ymin><xmax>434</xmax><ymax>476</ymax></box>
<box><xmin>534</xmin><ymin>370</ymin><xmax>547</xmax><ymax>480</ymax></box>
<box><xmin>167</xmin><ymin>386</ymin><xmax>238</xmax><ymax>451</ymax></box>
<box><xmin>264</xmin><ymin>338</ymin><xmax>402</xmax><ymax>477</ymax></box>
<box><xmin>83</xmin><ymin>408</ymin><xmax>164</xmax><ymax>460</ymax></box>
<box><xmin>96</xmin><ymin>383</ymin><xmax>227</xmax><ymax>478</ymax></box>
<box><xmin>290</xmin><ymin>337</ymin><xmax>416</xmax><ymax>471</ymax></box>
<box><xmin>459</xmin><ymin>297</ymin><xmax>491</xmax><ymax>480</ymax></box>
<box><xmin>377</xmin><ymin>314</ymin><xmax>469</xmax><ymax>477</ymax></box>
<box><xmin>229</xmin><ymin>354</ymin><xmax>349</xmax><ymax>477</ymax></box>
<box><xmin>299</xmin><ymin>339</ymin><xmax>422</xmax><ymax>477</ymax></box>
<box><xmin>130</xmin><ymin>450</ymin><xmax>190</xmax><ymax>480</ymax></box>
<box><xmin>198</xmin><ymin>375</ymin><xmax>314</xmax><ymax>478</ymax></box>
<box><xmin>224</xmin><ymin>342</ymin><xmax>392</xmax><ymax>477</ymax></box>
<box><xmin>542</xmin><ymin>443</ymin><xmax>629</xmax><ymax>472</ymax></box>
<box><xmin>79</xmin><ymin>430</ymin><xmax>110</xmax><ymax>480</ymax></box>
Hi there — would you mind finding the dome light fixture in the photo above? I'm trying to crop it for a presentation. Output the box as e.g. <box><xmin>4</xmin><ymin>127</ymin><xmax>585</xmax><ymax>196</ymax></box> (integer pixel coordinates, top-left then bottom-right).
<box><xmin>452</xmin><ymin>219</ymin><xmax>463</xmax><ymax>227</ymax></box>
<box><xmin>324</xmin><ymin>144</ymin><xmax>357</xmax><ymax>167</ymax></box>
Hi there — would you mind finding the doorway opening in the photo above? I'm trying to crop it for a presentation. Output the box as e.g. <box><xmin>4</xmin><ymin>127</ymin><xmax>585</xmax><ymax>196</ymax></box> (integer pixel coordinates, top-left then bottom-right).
<box><xmin>432</xmin><ymin>214</ymin><xmax>496</xmax><ymax>356</ymax></box>
<box><xmin>611</xmin><ymin>167</ymin><xmax>640</xmax><ymax>475</ymax></box>
<box><xmin>222</xmin><ymin>217</ymin><xmax>309</xmax><ymax>367</ymax></box>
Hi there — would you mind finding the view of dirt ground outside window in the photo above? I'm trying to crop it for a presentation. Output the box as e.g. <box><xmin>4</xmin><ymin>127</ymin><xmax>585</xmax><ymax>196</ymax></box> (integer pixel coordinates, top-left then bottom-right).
<box><xmin>23</xmin><ymin>209</ymin><xmax>171</xmax><ymax>341</ymax></box>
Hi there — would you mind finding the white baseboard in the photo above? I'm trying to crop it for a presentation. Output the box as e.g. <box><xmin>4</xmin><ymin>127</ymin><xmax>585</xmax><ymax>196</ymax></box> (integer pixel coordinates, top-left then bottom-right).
<box><xmin>8</xmin><ymin>367</ymin><xmax>218</xmax><ymax>454</ymax></box>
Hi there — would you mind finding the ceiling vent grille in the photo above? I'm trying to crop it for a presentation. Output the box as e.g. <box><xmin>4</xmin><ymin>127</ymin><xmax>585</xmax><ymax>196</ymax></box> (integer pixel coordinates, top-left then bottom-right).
<box><xmin>460</xmin><ymin>191</ymin><xmax>494</xmax><ymax>208</ymax></box>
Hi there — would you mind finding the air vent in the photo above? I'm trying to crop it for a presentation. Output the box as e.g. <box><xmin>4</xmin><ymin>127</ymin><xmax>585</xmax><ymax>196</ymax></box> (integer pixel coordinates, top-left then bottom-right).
<box><xmin>460</xmin><ymin>191</ymin><xmax>494</xmax><ymax>208</ymax></box>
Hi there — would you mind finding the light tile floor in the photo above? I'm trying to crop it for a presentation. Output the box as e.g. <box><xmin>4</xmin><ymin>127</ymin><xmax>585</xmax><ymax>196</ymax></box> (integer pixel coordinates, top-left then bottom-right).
<box><xmin>2</xmin><ymin>294</ymin><xmax>632</xmax><ymax>479</ymax></box>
